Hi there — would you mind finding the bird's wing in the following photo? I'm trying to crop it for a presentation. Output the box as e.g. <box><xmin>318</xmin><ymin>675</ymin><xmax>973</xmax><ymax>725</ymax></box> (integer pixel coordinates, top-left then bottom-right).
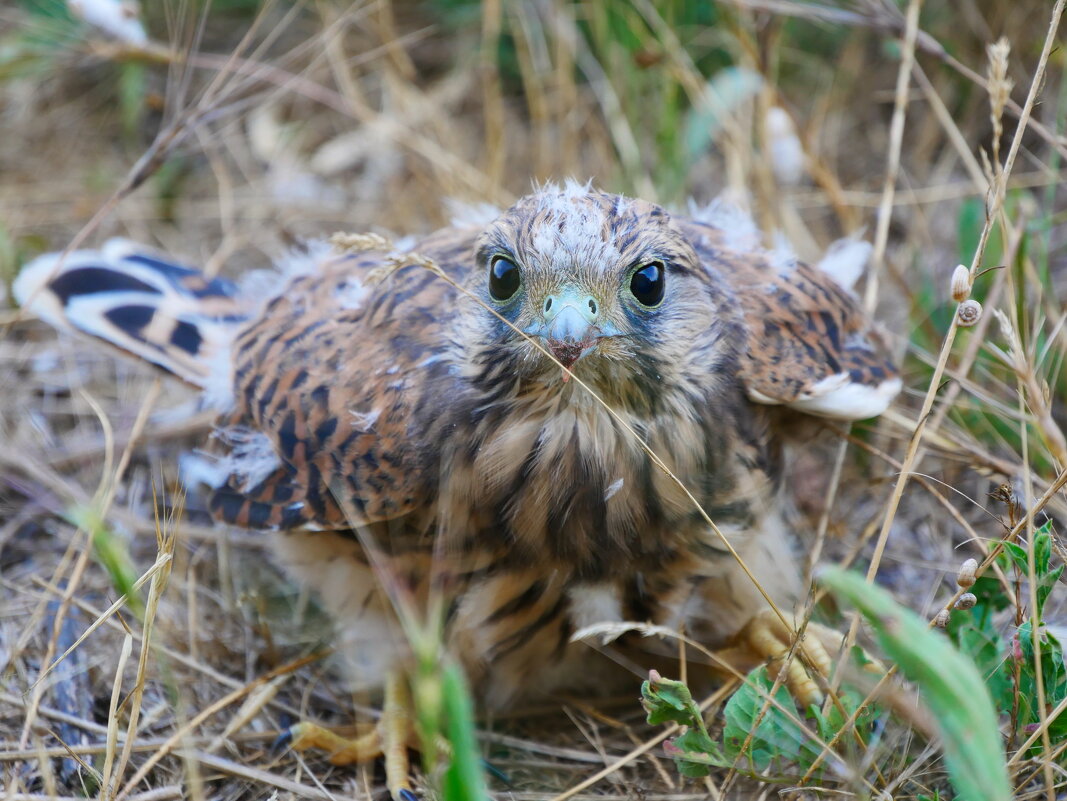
<box><xmin>679</xmin><ymin>217</ymin><xmax>901</xmax><ymax>420</ymax></box>
<box><xmin>212</xmin><ymin>227</ymin><xmax>481</xmax><ymax>532</ymax></box>
<box><xmin>16</xmin><ymin>228</ymin><xmax>480</xmax><ymax>532</ymax></box>
<box><xmin>13</xmin><ymin>239</ymin><xmax>248</xmax><ymax>388</ymax></box>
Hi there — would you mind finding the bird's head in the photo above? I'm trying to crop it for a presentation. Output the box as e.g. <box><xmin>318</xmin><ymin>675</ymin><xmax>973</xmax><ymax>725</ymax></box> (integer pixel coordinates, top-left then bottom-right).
<box><xmin>465</xmin><ymin>184</ymin><xmax>731</xmax><ymax>407</ymax></box>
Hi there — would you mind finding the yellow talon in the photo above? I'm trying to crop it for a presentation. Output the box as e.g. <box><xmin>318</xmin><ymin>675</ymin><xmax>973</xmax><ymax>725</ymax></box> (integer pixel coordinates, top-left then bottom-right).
<box><xmin>713</xmin><ymin>610</ymin><xmax>840</xmax><ymax>708</ymax></box>
<box><xmin>285</xmin><ymin>673</ymin><xmax>416</xmax><ymax>799</ymax></box>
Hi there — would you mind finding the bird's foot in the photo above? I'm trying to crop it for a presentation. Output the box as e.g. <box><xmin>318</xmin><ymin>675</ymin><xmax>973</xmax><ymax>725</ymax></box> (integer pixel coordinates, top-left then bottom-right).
<box><xmin>714</xmin><ymin>609</ymin><xmax>842</xmax><ymax>708</ymax></box>
<box><xmin>278</xmin><ymin>673</ymin><xmax>417</xmax><ymax>800</ymax></box>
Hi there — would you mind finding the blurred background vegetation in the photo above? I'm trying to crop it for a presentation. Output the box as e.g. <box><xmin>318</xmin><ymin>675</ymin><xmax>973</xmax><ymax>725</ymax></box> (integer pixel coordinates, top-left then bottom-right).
<box><xmin>1</xmin><ymin>0</ymin><xmax>1065</xmax><ymax>799</ymax></box>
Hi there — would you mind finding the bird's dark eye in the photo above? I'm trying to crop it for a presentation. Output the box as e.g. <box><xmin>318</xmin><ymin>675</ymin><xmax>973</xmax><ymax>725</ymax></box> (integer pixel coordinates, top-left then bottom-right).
<box><xmin>488</xmin><ymin>256</ymin><xmax>521</xmax><ymax>301</ymax></box>
<box><xmin>629</xmin><ymin>262</ymin><xmax>665</xmax><ymax>307</ymax></box>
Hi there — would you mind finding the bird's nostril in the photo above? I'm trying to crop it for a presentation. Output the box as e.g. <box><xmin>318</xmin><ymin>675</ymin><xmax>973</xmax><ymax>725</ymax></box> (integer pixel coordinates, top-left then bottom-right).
<box><xmin>587</xmin><ymin>298</ymin><xmax>597</xmax><ymax>315</ymax></box>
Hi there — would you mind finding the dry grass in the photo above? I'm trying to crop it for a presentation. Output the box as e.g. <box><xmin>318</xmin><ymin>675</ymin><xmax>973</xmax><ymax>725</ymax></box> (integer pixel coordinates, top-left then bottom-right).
<box><xmin>1</xmin><ymin>0</ymin><xmax>1066</xmax><ymax>799</ymax></box>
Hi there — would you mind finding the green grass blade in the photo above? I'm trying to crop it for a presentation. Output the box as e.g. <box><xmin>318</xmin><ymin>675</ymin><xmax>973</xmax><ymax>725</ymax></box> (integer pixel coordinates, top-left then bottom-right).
<box><xmin>819</xmin><ymin>567</ymin><xmax>1011</xmax><ymax>801</ymax></box>
<box><xmin>440</xmin><ymin>663</ymin><xmax>489</xmax><ymax>801</ymax></box>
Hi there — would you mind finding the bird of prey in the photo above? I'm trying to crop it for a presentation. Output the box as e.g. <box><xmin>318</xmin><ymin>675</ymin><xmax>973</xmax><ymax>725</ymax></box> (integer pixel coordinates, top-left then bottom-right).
<box><xmin>15</xmin><ymin>182</ymin><xmax>900</xmax><ymax>797</ymax></box>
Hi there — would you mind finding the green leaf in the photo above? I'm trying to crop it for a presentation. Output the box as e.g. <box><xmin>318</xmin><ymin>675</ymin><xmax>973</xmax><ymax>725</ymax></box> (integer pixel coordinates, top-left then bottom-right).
<box><xmin>642</xmin><ymin>672</ymin><xmax>728</xmax><ymax>776</ymax></box>
<box><xmin>1000</xmin><ymin>541</ymin><xmax>1029</xmax><ymax>574</ymax></box>
<box><xmin>997</xmin><ymin>522</ymin><xmax>1062</xmax><ymax>619</ymax></box>
<box><xmin>721</xmin><ymin>667</ymin><xmax>819</xmax><ymax>773</ymax></box>
<box><xmin>1037</xmin><ymin>564</ymin><xmax>1063</xmax><ymax>620</ymax></box>
<box><xmin>820</xmin><ymin>567</ymin><xmax>1012</xmax><ymax>801</ymax></box>
<box><xmin>1017</xmin><ymin>622</ymin><xmax>1067</xmax><ymax>748</ymax></box>
<box><xmin>643</xmin><ymin>658</ymin><xmax>880</xmax><ymax>781</ymax></box>
<box><xmin>667</xmin><ymin>727</ymin><xmax>727</xmax><ymax>776</ymax></box>
<box><xmin>1032</xmin><ymin>521</ymin><xmax>1061</xmax><ymax>618</ymax></box>
<box><xmin>947</xmin><ymin>575</ymin><xmax>1013</xmax><ymax>709</ymax></box>
<box><xmin>641</xmin><ymin>671</ymin><xmax>704</xmax><ymax>727</ymax></box>
<box><xmin>809</xmin><ymin>681</ymin><xmax>876</xmax><ymax>749</ymax></box>
<box><xmin>1034</xmin><ymin>523</ymin><xmax>1053</xmax><ymax>572</ymax></box>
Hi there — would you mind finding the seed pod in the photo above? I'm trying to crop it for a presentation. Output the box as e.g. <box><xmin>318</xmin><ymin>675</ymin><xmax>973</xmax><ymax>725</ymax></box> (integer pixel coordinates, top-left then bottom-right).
<box><xmin>955</xmin><ymin>592</ymin><xmax>977</xmax><ymax>610</ymax></box>
<box><xmin>934</xmin><ymin>608</ymin><xmax>951</xmax><ymax>628</ymax></box>
<box><xmin>957</xmin><ymin>299</ymin><xmax>982</xmax><ymax>327</ymax></box>
<box><xmin>957</xmin><ymin>558</ymin><xmax>978</xmax><ymax>589</ymax></box>
<box><xmin>951</xmin><ymin>264</ymin><xmax>971</xmax><ymax>302</ymax></box>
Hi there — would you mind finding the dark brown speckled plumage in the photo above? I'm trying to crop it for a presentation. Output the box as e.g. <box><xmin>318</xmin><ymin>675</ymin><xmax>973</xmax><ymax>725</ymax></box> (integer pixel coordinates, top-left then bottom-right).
<box><xmin>17</xmin><ymin>184</ymin><xmax>899</xmax><ymax>706</ymax></box>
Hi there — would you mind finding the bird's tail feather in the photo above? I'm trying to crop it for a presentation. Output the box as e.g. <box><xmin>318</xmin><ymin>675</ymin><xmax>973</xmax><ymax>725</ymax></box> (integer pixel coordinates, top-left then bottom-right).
<box><xmin>14</xmin><ymin>239</ymin><xmax>247</xmax><ymax>394</ymax></box>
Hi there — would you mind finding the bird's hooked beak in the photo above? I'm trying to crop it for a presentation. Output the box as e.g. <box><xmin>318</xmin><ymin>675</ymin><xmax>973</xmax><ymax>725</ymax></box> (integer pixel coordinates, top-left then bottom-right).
<box><xmin>524</xmin><ymin>286</ymin><xmax>621</xmax><ymax>378</ymax></box>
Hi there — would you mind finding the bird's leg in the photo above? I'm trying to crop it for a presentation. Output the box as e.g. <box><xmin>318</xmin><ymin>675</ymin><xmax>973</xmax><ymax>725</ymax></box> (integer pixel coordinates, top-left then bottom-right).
<box><xmin>381</xmin><ymin>674</ymin><xmax>415</xmax><ymax>798</ymax></box>
<box><xmin>712</xmin><ymin>609</ymin><xmax>840</xmax><ymax>708</ymax></box>
<box><xmin>285</xmin><ymin>672</ymin><xmax>417</xmax><ymax>800</ymax></box>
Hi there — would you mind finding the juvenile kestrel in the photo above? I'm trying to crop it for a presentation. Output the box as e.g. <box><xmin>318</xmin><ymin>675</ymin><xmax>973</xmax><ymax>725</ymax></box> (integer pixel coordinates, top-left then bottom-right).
<box><xmin>16</xmin><ymin>183</ymin><xmax>900</xmax><ymax>796</ymax></box>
